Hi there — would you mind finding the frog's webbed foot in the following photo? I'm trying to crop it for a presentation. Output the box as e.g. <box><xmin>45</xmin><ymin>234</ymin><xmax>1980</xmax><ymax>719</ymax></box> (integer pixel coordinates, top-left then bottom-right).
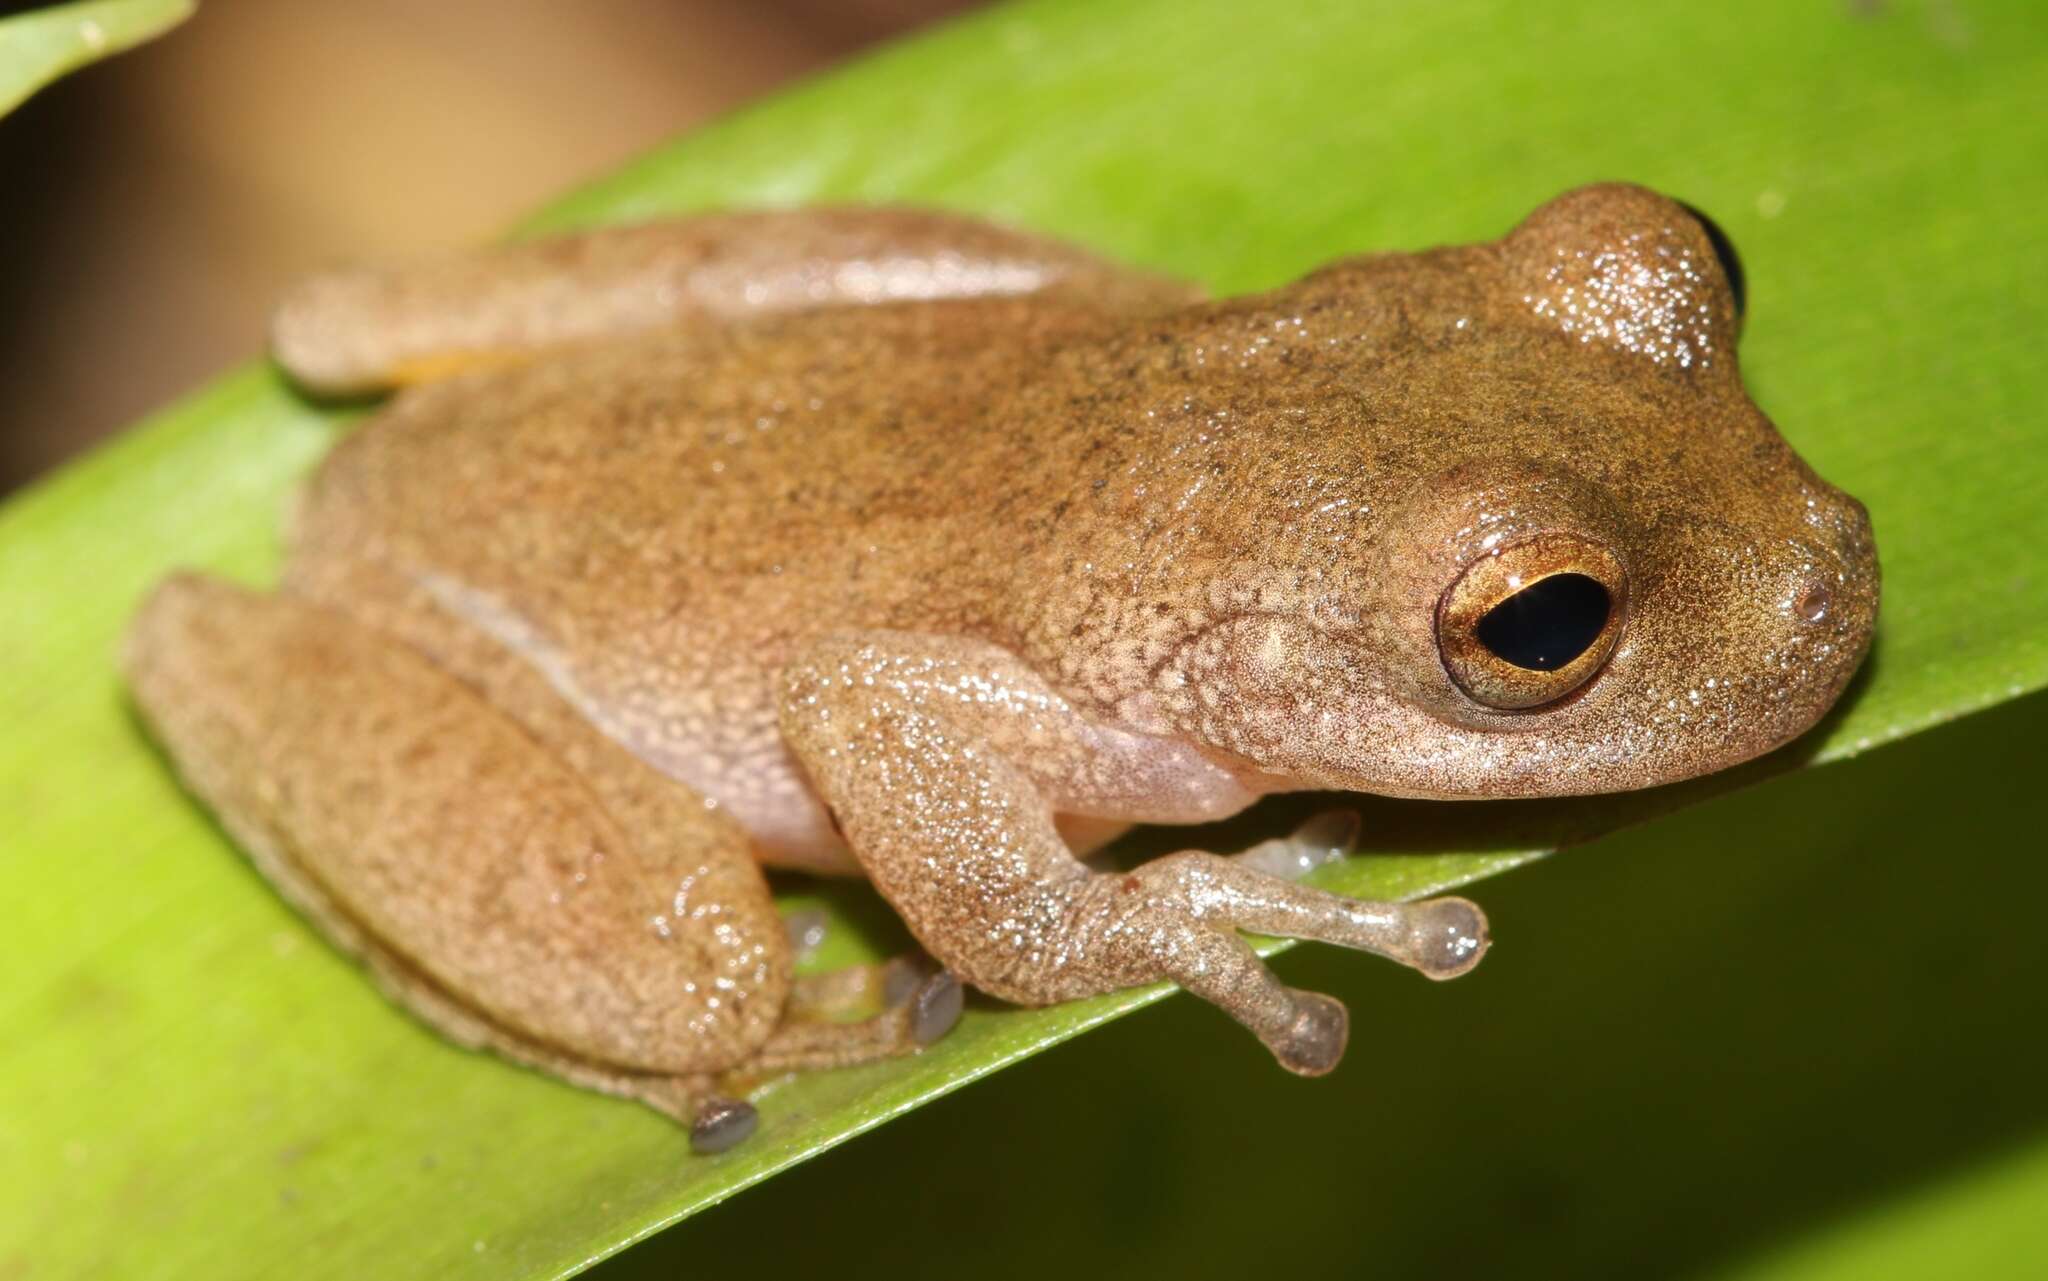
<box><xmin>629</xmin><ymin>959</ymin><xmax>962</xmax><ymax>1153</ymax></box>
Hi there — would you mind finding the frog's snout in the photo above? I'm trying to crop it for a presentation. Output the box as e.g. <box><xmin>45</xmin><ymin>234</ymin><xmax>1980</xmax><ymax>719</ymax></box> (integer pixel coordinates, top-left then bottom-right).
<box><xmin>1827</xmin><ymin>493</ymin><xmax>1877</xmax><ymax>569</ymax></box>
<box><xmin>1760</xmin><ymin>488</ymin><xmax>1879</xmax><ymax>739</ymax></box>
<box><xmin>1804</xmin><ymin>491</ymin><xmax>1879</xmax><ymax>635</ymax></box>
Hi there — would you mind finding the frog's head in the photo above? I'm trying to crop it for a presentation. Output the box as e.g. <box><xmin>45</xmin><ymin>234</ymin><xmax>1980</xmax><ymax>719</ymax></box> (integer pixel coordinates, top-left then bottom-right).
<box><xmin>1175</xmin><ymin>184</ymin><xmax>1878</xmax><ymax>798</ymax></box>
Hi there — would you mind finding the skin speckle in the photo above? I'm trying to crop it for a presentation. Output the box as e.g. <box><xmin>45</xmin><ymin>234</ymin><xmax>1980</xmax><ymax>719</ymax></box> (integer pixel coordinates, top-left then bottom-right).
<box><xmin>125</xmin><ymin>186</ymin><xmax>1875</xmax><ymax>1145</ymax></box>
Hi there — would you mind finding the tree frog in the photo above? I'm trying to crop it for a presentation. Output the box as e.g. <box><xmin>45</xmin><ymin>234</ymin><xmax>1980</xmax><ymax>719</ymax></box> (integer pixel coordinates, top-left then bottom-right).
<box><xmin>124</xmin><ymin>184</ymin><xmax>1877</xmax><ymax>1153</ymax></box>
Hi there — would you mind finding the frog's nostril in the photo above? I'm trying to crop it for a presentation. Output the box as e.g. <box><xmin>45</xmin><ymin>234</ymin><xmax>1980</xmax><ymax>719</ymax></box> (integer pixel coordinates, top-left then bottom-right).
<box><xmin>1795</xmin><ymin>581</ymin><xmax>1832</xmax><ymax>625</ymax></box>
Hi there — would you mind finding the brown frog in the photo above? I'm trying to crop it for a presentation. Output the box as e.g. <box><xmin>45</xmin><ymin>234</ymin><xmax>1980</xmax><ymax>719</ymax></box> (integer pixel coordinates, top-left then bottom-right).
<box><xmin>124</xmin><ymin>184</ymin><xmax>1878</xmax><ymax>1153</ymax></box>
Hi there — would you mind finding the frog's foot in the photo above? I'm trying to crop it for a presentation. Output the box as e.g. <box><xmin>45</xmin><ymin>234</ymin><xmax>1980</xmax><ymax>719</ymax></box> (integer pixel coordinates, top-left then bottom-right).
<box><xmin>1076</xmin><ymin>853</ymin><xmax>1489</xmax><ymax>1075</ymax></box>
<box><xmin>554</xmin><ymin>964</ymin><xmax>961</xmax><ymax>1152</ymax></box>
<box><xmin>1232</xmin><ymin>809</ymin><xmax>1361</xmax><ymax>880</ymax></box>
<box><xmin>782</xmin><ymin>951</ymin><xmax>944</xmax><ymax>1019</ymax></box>
<box><xmin>748</xmin><ymin>966</ymin><xmax>963</xmax><ymax>1076</ymax></box>
<box><xmin>781</xmin><ymin>904</ymin><xmax>945</xmax><ymax>1020</ymax></box>
<box><xmin>584</xmin><ymin>1079</ymin><xmax>749</xmax><ymax>1156</ymax></box>
<box><xmin>549</xmin><ymin>1068</ymin><xmax>752</xmax><ymax>1154</ymax></box>
<box><xmin>689</xmin><ymin>1097</ymin><xmax>759</xmax><ymax>1155</ymax></box>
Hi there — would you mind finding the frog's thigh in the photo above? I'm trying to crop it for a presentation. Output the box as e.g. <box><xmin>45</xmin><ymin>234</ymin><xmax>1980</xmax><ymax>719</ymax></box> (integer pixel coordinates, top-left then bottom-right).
<box><xmin>124</xmin><ymin>573</ymin><xmax>791</xmax><ymax>1118</ymax></box>
<box><xmin>272</xmin><ymin>207</ymin><xmax>1203</xmax><ymax>395</ymax></box>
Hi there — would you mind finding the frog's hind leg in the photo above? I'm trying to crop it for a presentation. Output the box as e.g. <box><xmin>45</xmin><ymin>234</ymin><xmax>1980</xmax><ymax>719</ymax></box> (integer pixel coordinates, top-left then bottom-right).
<box><xmin>752</xmin><ymin>964</ymin><xmax>963</xmax><ymax>1075</ymax></box>
<box><xmin>345</xmin><ymin>932</ymin><xmax>735</xmax><ymax>1143</ymax></box>
<box><xmin>271</xmin><ymin>207</ymin><xmax>1203</xmax><ymax>396</ymax></box>
<box><xmin>123</xmin><ymin>573</ymin><xmax>794</xmax><ymax>1150</ymax></box>
<box><xmin>780</xmin><ymin>907</ymin><xmax>954</xmax><ymax>1028</ymax></box>
<box><xmin>702</xmin><ymin>931</ymin><xmax>961</xmax><ymax>1083</ymax></box>
<box><xmin>785</xmin><ymin>953</ymin><xmax>951</xmax><ymax>1020</ymax></box>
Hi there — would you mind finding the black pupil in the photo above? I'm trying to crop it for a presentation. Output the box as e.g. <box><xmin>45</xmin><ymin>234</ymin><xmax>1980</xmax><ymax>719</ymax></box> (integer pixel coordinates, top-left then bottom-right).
<box><xmin>1473</xmin><ymin>574</ymin><xmax>1612</xmax><ymax>672</ymax></box>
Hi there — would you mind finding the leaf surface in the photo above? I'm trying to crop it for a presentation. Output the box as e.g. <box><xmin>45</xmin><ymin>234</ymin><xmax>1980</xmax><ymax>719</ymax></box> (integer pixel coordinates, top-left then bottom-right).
<box><xmin>0</xmin><ymin>0</ymin><xmax>191</xmax><ymax>118</ymax></box>
<box><xmin>1</xmin><ymin>1</ymin><xmax>2042</xmax><ymax>1277</ymax></box>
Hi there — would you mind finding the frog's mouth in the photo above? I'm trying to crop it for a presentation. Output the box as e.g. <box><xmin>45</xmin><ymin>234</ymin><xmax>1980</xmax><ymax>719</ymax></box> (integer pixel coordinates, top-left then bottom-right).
<box><xmin>1288</xmin><ymin>641</ymin><xmax>1870</xmax><ymax>802</ymax></box>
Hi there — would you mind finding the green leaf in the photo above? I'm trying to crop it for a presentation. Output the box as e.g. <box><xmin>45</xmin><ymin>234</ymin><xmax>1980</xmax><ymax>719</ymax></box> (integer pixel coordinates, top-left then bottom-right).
<box><xmin>1</xmin><ymin>1</ymin><xmax>2041</xmax><ymax>1278</ymax></box>
<box><xmin>1727</xmin><ymin>1144</ymin><xmax>2048</xmax><ymax>1281</ymax></box>
<box><xmin>0</xmin><ymin>0</ymin><xmax>192</xmax><ymax>118</ymax></box>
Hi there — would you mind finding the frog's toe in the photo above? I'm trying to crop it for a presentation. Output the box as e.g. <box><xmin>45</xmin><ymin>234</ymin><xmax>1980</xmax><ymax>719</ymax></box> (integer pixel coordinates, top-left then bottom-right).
<box><xmin>1406</xmin><ymin>897</ymin><xmax>1490</xmax><ymax>980</ymax></box>
<box><xmin>785</xmin><ymin>950</ymin><xmax>933</xmax><ymax>1021</ymax></box>
<box><xmin>882</xmin><ymin>952</ymin><xmax>936</xmax><ymax>1007</ymax></box>
<box><xmin>1272</xmin><ymin>989</ymin><xmax>1349</xmax><ymax>1076</ymax></box>
<box><xmin>910</xmin><ymin>970</ymin><xmax>963</xmax><ymax>1045</ymax></box>
<box><xmin>690</xmin><ymin>1097</ymin><xmax>758</xmax><ymax>1155</ymax></box>
<box><xmin>745</xmin><ymin>961</ymin><xmax>960</xmax><ymax>1075</ymax></box>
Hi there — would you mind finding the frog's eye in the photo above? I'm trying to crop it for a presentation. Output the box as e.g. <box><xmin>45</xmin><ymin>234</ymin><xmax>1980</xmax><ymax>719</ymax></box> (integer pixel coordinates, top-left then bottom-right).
<box><xmin>1678</xmin><ymin>201</ymin><xmax>1746</xmax><ymax>320</ymax></box>
<box><xmin>1437</xmin><ymin>535</ymin><xmax>1626</xmax><ymax>710</ymax></box>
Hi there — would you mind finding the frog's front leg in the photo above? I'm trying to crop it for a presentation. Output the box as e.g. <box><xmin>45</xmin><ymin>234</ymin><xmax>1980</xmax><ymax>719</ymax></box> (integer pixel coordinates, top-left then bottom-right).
<box><xmin>272</xmin><ymin>207</ymin><xmax>1201</xmax><ymax>395</ymax></box>
<box><xmin>778</xmin><ymin>637</ymin><xmax>1489</xmax><ymax>1075</ymax></box>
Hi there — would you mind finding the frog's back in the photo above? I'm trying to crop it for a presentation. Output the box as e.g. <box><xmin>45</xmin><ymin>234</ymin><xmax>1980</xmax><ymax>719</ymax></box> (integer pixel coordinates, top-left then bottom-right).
<box><xmin>286</xmin><ymin>296</ymin><xmax>1120</xmax><ymax>642</ymax></box>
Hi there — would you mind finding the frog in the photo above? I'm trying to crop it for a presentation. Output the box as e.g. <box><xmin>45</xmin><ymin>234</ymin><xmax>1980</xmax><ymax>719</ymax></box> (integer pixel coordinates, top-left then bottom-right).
<box><xmin>123</xmin><ymin>183</ymin><xmax>1878</xmax><ymax>1154</ymax></box>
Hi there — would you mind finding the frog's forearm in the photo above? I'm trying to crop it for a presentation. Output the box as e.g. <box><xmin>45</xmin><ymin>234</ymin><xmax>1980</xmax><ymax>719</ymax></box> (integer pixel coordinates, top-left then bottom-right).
<box><xmin>778</xmin><ymin>632</ymin><xmax>1268</xmax><ymax>828</ymax></box>
<box><xmin>777</xmin><ymin>633</ymin><xmax>1489</xmax><ymax>1074</ymax></box>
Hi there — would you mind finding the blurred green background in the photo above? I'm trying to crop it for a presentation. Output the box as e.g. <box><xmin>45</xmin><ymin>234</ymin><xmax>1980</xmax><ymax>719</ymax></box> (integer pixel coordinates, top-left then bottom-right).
<box><xmin>3</xmin><ymin>0</ymin><xmax>2045</xmax><ymax>1278</ymax></box>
